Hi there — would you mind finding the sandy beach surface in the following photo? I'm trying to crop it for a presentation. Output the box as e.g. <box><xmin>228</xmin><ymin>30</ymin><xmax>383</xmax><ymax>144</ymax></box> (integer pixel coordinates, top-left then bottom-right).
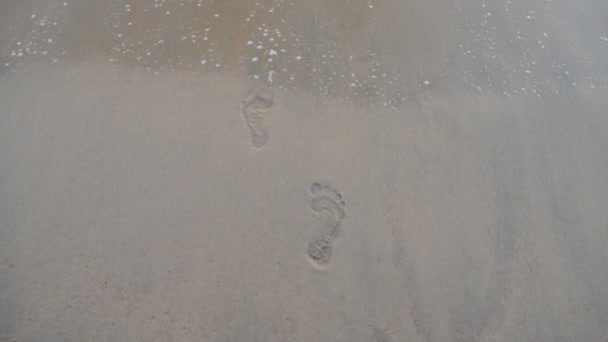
<box><xmin>1</xmin><ymin>0</ymin><xmax>608</xmax><ymax>341</ymax></box>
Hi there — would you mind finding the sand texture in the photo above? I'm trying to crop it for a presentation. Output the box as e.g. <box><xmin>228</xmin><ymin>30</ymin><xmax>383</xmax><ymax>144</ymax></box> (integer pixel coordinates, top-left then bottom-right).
<box><xmin>1</xmin><ymin>0</ymin><xmax>608</xmax><ymax>341</ymax></box>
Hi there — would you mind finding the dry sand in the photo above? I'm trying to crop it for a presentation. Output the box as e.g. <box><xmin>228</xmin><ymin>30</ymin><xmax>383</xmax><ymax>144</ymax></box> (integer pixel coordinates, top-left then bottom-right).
<box><xmin>1</xmin><ymin>0</ymin><xmax>608</xmax><ymax>341</ymax></box>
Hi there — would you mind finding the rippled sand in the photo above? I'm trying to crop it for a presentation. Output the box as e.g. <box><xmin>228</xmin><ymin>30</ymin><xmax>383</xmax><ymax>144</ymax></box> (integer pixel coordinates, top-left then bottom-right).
<box><xmin>1</xmin><ymin>0</ymin><xmax>608</xmax><ymax>341</ymax></box>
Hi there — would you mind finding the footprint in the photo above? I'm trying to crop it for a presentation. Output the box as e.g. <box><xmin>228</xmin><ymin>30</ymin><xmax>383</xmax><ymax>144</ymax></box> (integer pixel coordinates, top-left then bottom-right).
<box><xmin>241</xmin><ymin>89</ymin><xmax>273</xmax><ymax>148</ymax></box>
<box><xmin>306</xmin><ymin>183</ymin><xmax>346</xmax><ymax>268</ymax></box>
<box><xmin>310</xmin><ymin>182</ymin><xmax>346</xmax><ymax>229</ymax></box>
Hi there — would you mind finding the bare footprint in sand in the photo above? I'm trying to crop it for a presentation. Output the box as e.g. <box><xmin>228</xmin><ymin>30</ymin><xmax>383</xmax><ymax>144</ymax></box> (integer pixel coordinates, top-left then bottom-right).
<box><xmin>306</xmin><ymin>183</ymin><xmax>346</xmax><ymax>268</ymax></box>
<box><xmin>241</xmin><ymin>89</ymin><xmax>273</xmax><ymax>148</ymax></box>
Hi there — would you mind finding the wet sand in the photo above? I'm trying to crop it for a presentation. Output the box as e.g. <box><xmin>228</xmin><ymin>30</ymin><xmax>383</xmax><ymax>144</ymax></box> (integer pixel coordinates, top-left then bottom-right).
<box><xmin>1</xmin><ymin>0</ymin><xmax>608</xmax><ymax>341</ymax></box>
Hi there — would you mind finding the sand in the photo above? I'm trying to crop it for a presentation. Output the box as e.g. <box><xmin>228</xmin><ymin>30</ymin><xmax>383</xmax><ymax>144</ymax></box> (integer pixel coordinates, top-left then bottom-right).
<box><xmin>1</xmin><ymin>0</ymin><xmax>608</xmax><ymax>341</ymax></box>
